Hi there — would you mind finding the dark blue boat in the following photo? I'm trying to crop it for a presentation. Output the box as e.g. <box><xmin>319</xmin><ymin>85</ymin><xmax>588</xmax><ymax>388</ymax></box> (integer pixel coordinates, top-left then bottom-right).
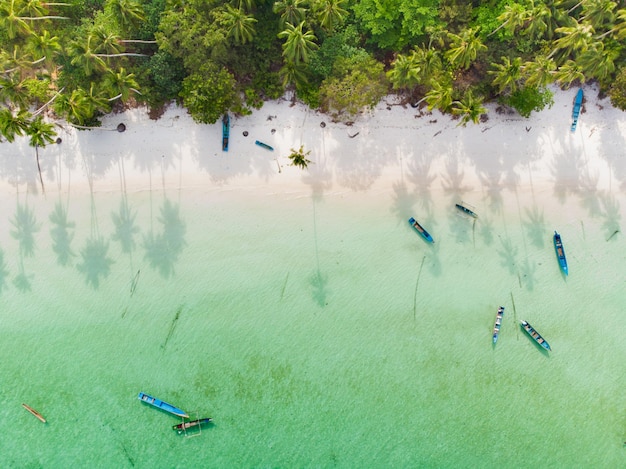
<box><xmin>222</xmin><ymin>113</ymin><xmax>230</xmax><ymax>151</ymax></box>
<box><xmin>408</xmin><ymin>217</ymin><xmax>434</xmax><ymax>243</ymax></box>
<box><xmin>553</xmin><ymin>231</ymin><xmax>568</xmax><ymax>275</ymax></box>
<box><xmin>492</xmin><ymin>306</ymin><xmax>504</xmax><ymax>345</ymax></box>
<box><xmin>138</xmin><ymin>392</ymin><xmax>189</xmax><ymax>418</ymax></box>
<box><xmin>455</xmin><ymin>203</ymin><xmax>478</xmax><ymax>218</ymax></box>
<box><xmin>255</xmin><ymin>140</ymin><xmax>273</xmax><ymax>151</ymax></box>
<box><xmin>571</xmin><ymin>88</ymin><xmax>583</xmax><ymax>132</ymax></box>
<box><xmin>520</xmin><ymin>320</ymin><xmax>551</xmax><ymax>351</ymax></box>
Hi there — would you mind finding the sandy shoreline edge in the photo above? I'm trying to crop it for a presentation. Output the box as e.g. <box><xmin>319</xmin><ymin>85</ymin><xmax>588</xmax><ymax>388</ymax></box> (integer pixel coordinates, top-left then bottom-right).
<box><xmin>1</xmin><ymin>84</ymin><xmax>625</xmax><ymax>199</ymax></box>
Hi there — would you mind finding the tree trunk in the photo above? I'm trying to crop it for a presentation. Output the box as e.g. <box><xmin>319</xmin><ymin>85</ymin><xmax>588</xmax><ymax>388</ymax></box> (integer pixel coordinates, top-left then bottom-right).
<box><xmin>35</xmin><ymin>144</ymin><xmax>45</xmax><ymax>194</ymax></box>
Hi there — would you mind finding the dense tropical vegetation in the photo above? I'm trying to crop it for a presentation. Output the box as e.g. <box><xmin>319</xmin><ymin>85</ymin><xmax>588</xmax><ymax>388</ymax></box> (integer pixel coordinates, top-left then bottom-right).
<box><xmin>2</xmin><ymin>0</ymin><xmax>626</xmax><ymax>144</ymax></box>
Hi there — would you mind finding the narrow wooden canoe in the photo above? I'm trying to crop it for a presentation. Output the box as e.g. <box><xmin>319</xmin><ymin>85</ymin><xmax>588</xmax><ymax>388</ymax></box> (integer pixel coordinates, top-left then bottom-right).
<box><xmin>455</xmin><ymin>203</ymin><xmax>478</xmax><ymax>218</ymax></box>
<box><xmin>22</xmin><ymin>403</ymin><xmax>46</xmax><ymax>423</ymax></box>
<box><xmin>138</xmin><ymin>392</ymin><xmax>189</xmax><ymax>418</ymax></box>
<box><xmin>408</xmin><ymin>217</ymin><xmax>434</xmax><ymax>243</ymax></box>
<box><xmin>520</xmin><ymin>320</ymin><xmax>551</xmax><ymax>351</ymax></box>
<box><xmin>255</xmin><ymin>140</ymin><xmax>274</xmax><ymax>151</ymax></box>
<box><xmin>222</xmin><ymin>113</ymin><xmax>230</xmax><ymax>152</ymax></box>
<box><xmin>173</xmin><ymin>417</ymin><xmax>212</xmax><ymax>434</ymax></box>
<box><xmin>553</xmin><ymin>231</ymin><xmax>568</xmax><ymax>275</ymax></box>
<box><xmin>571</xmin><ymin>88</ymin><xmax>583</xmax><ymax>132</ymax></box>
<box><xmin>492</xmin><ymin>306</ymin><xmax>505</xmax><ymax>345</ymax></box>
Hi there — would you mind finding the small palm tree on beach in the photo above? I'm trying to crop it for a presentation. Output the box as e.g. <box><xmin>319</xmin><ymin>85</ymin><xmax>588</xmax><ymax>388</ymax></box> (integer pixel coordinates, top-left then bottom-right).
<box><xmin>27</xmin><ymin>115</ymin><xmax>56</xmax><ymax>193</ymax></box>
<box><xmin>452</xmin><ymin>91</ymin><xmax>486</xmax><ymax>126</ymax></box>
<box><xmin>288</xmin><ymin>145</ymin><xmax>312</xmax><ymax>169</ymax></box>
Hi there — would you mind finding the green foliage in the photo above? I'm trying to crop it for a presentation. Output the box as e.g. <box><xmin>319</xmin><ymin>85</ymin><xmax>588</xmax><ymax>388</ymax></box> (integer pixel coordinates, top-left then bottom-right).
<box><xmin>146</xmin><ymin>51</ymin><xmax>185</xmax><ymax>101</ymax></box>
<box><xmin>179</xmin><ymin>62</ymin><xmax>237</xmax><ymax>124</ymax></box>
<box><xmin>505</xmin><ymin>86</ymin><xmax>554</xmax><ymax>118</ymax></box>
<box><xmin>351</xmin><ymin>0</ymin><xmax>440</xmax><ymax>51</ymax></box>
<box><xmin>23</xmin><ymin>78</ymin><xmax>52</xmax><ymax>105</ymax></box>
<box><xmin>609</xmin><ymin>68</ymin><xmax>626</xmax><ymax>111</ymax></box>
<box><xmin>319</xmin><ymin>55</ymin><xmax>388</xmax><ymax>119</ymax></box>
<box><xmin>287</xmin><ymin>145</ymin><xmax>312</xmax><ymax>169</ymax></box>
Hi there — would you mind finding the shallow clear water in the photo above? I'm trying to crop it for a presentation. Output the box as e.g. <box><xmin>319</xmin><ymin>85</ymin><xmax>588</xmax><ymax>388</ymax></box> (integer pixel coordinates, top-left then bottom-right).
<box><xmin>0</xmin><ymin>97</ymin><xmax>625</xmax><ymax>467</ymax></box>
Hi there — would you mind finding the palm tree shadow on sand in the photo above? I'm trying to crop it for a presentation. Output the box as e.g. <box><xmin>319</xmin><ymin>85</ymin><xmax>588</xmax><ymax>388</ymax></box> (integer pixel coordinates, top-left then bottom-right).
<box><xmin>143</xmin><ymin>197</ymin><xmax>186</xmax><ymax>278</ymax></box>
<box><xmin>10</xmin><ymin>200</ymin><xmax>40</xmax><ymax>291</ymax></box>
<box><xmin>0</xmin><ymin>249</ymin><xmax>10</xmax><ymax>296</ymax></box>
<box><xmin>49</xmin><ymin>202</ymin><xmax>76</xmax><ymax>266</ymax></box>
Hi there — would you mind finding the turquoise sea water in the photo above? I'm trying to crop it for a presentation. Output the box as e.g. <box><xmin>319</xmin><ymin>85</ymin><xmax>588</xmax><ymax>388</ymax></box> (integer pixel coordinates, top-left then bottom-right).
<box><xmin>0</xmin><ymin>95</ymin><xmax>625</xmax><ymax>467</ymax></box>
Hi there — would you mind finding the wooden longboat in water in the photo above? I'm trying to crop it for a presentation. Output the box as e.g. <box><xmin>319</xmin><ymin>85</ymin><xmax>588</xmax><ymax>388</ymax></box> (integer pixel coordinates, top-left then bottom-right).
<box><xmin>520</xmin><ymin>320</ymin><xmax>551</xmax><ymax>351</ymax></box>
<box><xmin>455</xmin><ymin>203</ymin><xmax>478</xmax><ymax>218</ymax></box>
<box><xmin>553</xmin><ymin>231</ymin><xmax>568</xmax><ymax>275</ymax></box>
<box><xmin>173</xmin><ymin>417</ymin><xmax>213</xmax><ymax>434</ymax></box>
<box><xmin>22</xmin><ymin>403</ymin><xmax>46</xmax><ymax>423</ymax></box>
<box><xmin>492</xmin><ymin>306</ymin><xmax>505</xmax><ymax>345</ymax></box>
<box><xmin>138</xmin><ymin>392</ymin><xmax>189</xmax><ymax>418</ymax></box>
<box><xmin>408</xmin><ymin>217</ymin><xmax>434</xmax><ymax>243</ymax></box>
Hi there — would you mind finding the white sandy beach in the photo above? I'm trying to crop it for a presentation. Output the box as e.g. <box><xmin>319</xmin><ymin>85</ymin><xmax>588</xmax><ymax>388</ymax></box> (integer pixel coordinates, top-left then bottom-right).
<box><xmin>1</xmin><ymin>84</ymin><xmax>625</xmax><ymax>203</ymax></box>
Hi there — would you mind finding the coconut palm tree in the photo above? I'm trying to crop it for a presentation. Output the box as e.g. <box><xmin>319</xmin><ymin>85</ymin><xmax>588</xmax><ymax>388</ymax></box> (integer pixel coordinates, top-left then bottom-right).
<box><xmin>53</xmin><ymin>88</ymin><xmax>94</xmax><ymax>124</ymax></box>
<box><xmin>105</xmin><ymin>0</ymin><xmax>145</xmax><ymax>31</ymax></box>
<box><xmin>425</xmin><ymin>77</ymin><xmax>454</xmax><ymax>113</ymax></box>
<box><xmin>523</xmin><ymin>1</ymin><xmax>553</xmax><ymax>40</ymax></box>
<box><xmin>0</xmin><ymin>107</ymin><xmax>30</xmax><ymax>142</ymax></box>
<box><xmin>577</xmin><ymin>40</ymin><xmax>619</xmax><ymax>81</ymax></box>
<box><xmin>490</xmin><ymin>3</ymin><xmax>526</xmax><ymax>36</ymax></box>
<box><xmin>489</xmin><ymin>56</ymin><xmax>523</xmax><ymax>94</ymax></box>
<box><xmin>26</xmin><ymin>29</ymin><xmax>61</xmax><ymax>68</ymax></box>
<box><xmin>412</xmin><ymin>45</ymin><xmax>442</xmax><ymax>84</ymax></box>
<box><xmin>387</xmin><ymin>52</ymin><xmax>421</xmax><ymax>91</ymax></box>
<box><xmin>553</xmin><ymin>59</ymin><xmax>585</xmax><ymax>87</ymax></box>
<box><xmin>522</xmin><ymin>55</ymin><xmax>557</xmax><ymax>87</ymax></box>
<box><xmin>0</xmin><ymin>0</ymin><xmax>32</xmax><ymax>38</ymax></box>
<box><xmin>445</xmin><ymin>27</ymin><xmax>487</xmax><ymax>70</ymax></box>
<box><xmin>288</xmin><ymin>145</ymin><xmax>312</xmax><ymax>169</ymax></box>
<box><xmin>551</xmin><ymin>21</ymin><xmax>594</xmax><ymax>58</ymax></box>
<box><xmin>273</xmin><ymin>0</ymin><xmax>308</xmax><ymax>29</ymax></box>
<box><xmin>27</xmin><ymin>115</ymin><xmax>56</xmax><ymax>193</ymax></box>
<box><xmin>580</xmin><ymin>0</ymin><xmax>617</xmax><ymax>29</ymax></box>
<box><xmin>279</xmin><ymin>60</ymin><xmax>308</xmax><ymax>98</ymax></box>
<box><xmin>313</xmin><ymin>0</ymin><xmax>348</xmax><ymax>32</ymax></box>
<box><xmin>0</xmin><ymin>74</ymin><xmax>31</xmax><ymax>109</ymax></box>
<box><xmin>278</xmin><ymin>21</ymin><xmax>318</xmax><ymax>64</ymax></box>
<box><xmin>224</xmin><ymin>4</ymin><xmax>257</xmax><ymax>45</ymax></box>
<box><xmin>103</xmin><ymin>67</ymin><xmax>140</xmax><ymax>102</ymax></box>
<box><xmin>452</xmin><ymin>91</ymin><xmax>486</xmax><ymax>126</ymax></box>
<box><xmin>68</xmin><ymin>35</ymin><xmax>107</xmax><ymax>76</ymax></box>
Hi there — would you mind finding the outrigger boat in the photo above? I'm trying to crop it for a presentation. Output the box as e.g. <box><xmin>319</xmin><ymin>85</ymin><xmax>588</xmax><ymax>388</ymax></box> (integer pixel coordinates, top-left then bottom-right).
<box><xmin>138</xmin><ymin>392</ymin><xmax>189</xmax><ymax>418</ymax></box>
<box><xmin>222</xmin><ymin>113</ymin><xmax>230</xmax><ymax>151</ymax></box>
<box><xmin>553</xmin><ymin>231</ymin><xmax>568</xmax><ymax>275</ymax></box>
<box><xmin>408</xmin><ymin>217</ymin><xmax>434</xmax><ymax>243</ymax></box>
<box><xmin>492</xmin><ymin>306</ymin><xmax>505</xmax><ymax>345</ymax></box>
<box><xmin>455</xmin><ymin>203</ymin><xmax>478</xmax><ymax>218</ymax></box>
<box><xmin>520</xmin><ymin>320</ymin><xmax>551</xmax><ymax>351</ymax></box>
<box><xmin>571</xmin><ymin>88</ymin><xmax>583</xmax><ymax>132</ymax></box>
<box><xmin>255</xmin><ymin>140</ymin><xmax>274</xmax><ymax>151</ymax></box>
<box><xmin>173</xmin><ymin>417</ymin><xmax>212</xmax><ymax>435</ymax></box>
<box><xmin>22</xmin><ymin>403</ymin><xmax>46</xmax><ymax>423</ymax></box>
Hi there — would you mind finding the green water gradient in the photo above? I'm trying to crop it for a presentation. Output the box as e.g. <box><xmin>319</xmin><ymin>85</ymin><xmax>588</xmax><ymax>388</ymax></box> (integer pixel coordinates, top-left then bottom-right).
<box><xmin>0</xmin><ymin>179</ymin><xmax>624</xmax><ymax>467</ymax></box>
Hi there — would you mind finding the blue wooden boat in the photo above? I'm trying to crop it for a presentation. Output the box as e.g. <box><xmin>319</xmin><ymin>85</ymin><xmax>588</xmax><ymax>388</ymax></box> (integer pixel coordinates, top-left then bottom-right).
<box><xmin>408</xmin><ymin>217</ymin><xmax>434</xmax><ymax>243</ymax></box>
<box><xmin>553</xmin><ymin>231</ymin><xmax>568</xmax><ymax>275</ymax></box>
<box><xmin>138</xmin><ymin>392</ymin><xmax>189</xmax><ymax>418</ymax></box>
<box><xmin>222</xmin><ymin>113</ymin><xmax>230</xmax><ymax>151</ymax></box>
<box><xmin>255</xmin><ymin>140</ymin><xmax>274</xmax><ymax>151</ymax></box>
<box><xmin>173</xmin><ymin>417</ymin><xmax>212</xmax><ymax>434</ymax></box>
<box><xmin>571</xmin><ymin>88</ymin><xmax>583</xmax><ymax>132</ymax></box>
<box><xmin>520</xmin><ymin>320</ymin><xmax>551</xmax><ymax>351</ymax></box>
<box><xmin>492</xmin><ymin>306</ymin><xmax>505</xmax><ymax>345</ymax></box>
<box><xmin>455</xmin><ymin>203</ymin><xmax>478</xmax><ymax>218</ymax></box>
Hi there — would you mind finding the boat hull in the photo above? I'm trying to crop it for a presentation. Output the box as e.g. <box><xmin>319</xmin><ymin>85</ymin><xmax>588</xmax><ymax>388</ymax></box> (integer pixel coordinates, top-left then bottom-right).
<box><xmin>571</xmin><ymin>88</ymin><xmax>583</xmax><ymax>132</ymax></box>
<box><xmin>520</xmin><ymin>320</ymin><xmax>551</xmax><ymax>351</ymax></box>
<box><xmin>255</xmin><ymin>140</ymin><xmax>274</xmax><ymax>151</ymax></box>
<box><xmin>173</xmin><ymin>417</ymin><xmax>212</xmax><ymax>434</ymax></box>
<box><xmin>455</xmin><ymin>203</ymin><xmax>478</xmax><ymax>218</ymax></box>
<box><xmin>492</xmin><ymin>306</ymin><xmax>505</xmax><ymax>344</ymax></box>
<box><xmin>553</xmin><ymin>231</ymin><xmax>568</xmax><ymax>275</ymax></box>
<box><xmin>222</xmin><ymin>114</ymin><xmax>230</xmax><ymax>151</ymax></box>
<box><xmin>138</xmin><ymin>392</ymin><xmax>189</xmax><ymax>418</ymax></box>
<box><xmin>408</xmin><ymin>217</ymin><xmax>434</xmax><ymax>243</ymax></box>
